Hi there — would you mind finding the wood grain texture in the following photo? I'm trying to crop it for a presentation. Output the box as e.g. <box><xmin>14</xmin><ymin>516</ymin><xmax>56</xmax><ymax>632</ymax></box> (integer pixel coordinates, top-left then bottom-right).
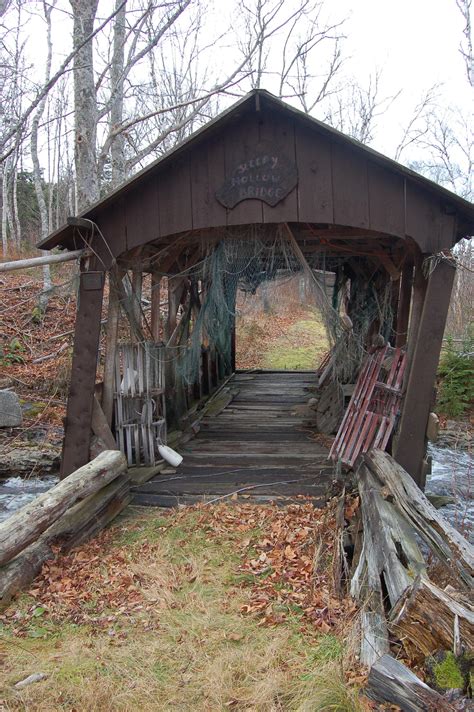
<box><xmin>332</xmin><ymin>142</ymin><xmax>369</xmax><ymax>228</ymax></box>
<box><xmin>294</xmin><ymin>125</ymin><xmax>333</xmax><ymax>223</ymax></box>
<box><xmin>132</xmin><ymin>371</ymin><xmax>334</xmax><ymax>506</ymax></box>
<box><xmin>61</xmin><ymin>265</ymin><xmax>105</xmax><ymax>477</ymax></box>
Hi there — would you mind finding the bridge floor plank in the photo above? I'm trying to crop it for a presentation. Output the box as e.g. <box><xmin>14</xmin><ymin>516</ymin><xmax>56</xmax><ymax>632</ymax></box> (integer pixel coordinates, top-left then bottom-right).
<box><xmin>131</xmin><ymin>371</ymin><xmax>334</xmax><ymax>507</ymax></box>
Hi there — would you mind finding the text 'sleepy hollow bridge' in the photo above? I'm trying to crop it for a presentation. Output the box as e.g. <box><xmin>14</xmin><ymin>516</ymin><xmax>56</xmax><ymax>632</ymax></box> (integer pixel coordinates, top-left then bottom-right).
<box><xmin>38</xmin><ymin>89</ymin><xmax>474</xmax><ymax>504</ymax></box>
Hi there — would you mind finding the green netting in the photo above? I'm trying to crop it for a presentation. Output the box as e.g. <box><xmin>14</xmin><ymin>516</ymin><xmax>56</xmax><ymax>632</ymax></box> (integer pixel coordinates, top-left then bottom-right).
<box><xmin>170</xmin><ymin>227</ymin><xmax>393</xmax><ymax>387</ymax></box>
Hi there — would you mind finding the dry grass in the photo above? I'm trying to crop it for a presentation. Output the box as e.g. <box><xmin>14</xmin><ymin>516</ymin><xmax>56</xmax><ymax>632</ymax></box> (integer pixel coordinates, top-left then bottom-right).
<box><xmin>0</xmin><ymin>506</ymin><xmax>367</xmax><ymax>711</ymax></box>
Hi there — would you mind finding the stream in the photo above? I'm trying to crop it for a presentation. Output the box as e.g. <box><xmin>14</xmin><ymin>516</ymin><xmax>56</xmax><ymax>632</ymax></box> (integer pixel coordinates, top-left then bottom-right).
<box><xmin>0</xmin><ymin>446</ymin><xmax>472</xmax><ymax>536</ymax></box>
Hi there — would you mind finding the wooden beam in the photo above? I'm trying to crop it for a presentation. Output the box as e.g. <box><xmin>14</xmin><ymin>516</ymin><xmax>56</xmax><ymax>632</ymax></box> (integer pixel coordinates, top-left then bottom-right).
<box><xmin>0</xmin><ymin>249</ymin><xmax>85</xmax><ymax>273</ymax></box>
<box><xmin>393</xmin><ymin>258</ymin><xmax>455</xmax><ymax>486</ymax></box>
<box><xmin>378</xmin><ymin>252</ymin><xmax>401</xmax><ymax>281</ymax></box>
<box><xmin>102</xmin><ymin>267</ymin><xmax>123</xmax><ymax>426</ymax></box>
<box><xmin>131</xmin><ymin>270</ymin><xmax>143</xmax><ymax>341</ymax></box>
<box><xmin>61</xmin><ymin>262</ymin><xmax>105</xmax><ymax>478</ymax></box>
<box><xmin>151</xmin><ymin>272</ymin><xmax>161</xmax><ymax>342</ymax></box>
<box><xmin>404</xmin><ymin>254</ymin><xmax>428</xmax><ymax>384</ymax></box>
<box><xmin>395</xmin><ymin>258</ymin><xmax>413</xmax><ymax>348</ymax></box>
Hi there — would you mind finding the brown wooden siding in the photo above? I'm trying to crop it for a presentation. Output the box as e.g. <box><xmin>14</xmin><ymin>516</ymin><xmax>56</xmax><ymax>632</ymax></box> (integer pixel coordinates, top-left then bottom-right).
<box><xmin>95</xmin><ymin>107</ymin><xmax>457</xmax><ymax>260</ymax></box>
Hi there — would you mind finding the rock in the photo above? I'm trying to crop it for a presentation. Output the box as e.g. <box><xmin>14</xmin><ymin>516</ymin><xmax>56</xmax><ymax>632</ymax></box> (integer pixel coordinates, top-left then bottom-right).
<box><xmin>0</xmin><ymin>390</ymin><xmax>22</xmax><ymax>428</ymax></box>
<box><xmin>0</xmin><ymin>446</ymin><xmax>60</xmax><ymax>478</ymax></box>
<box><xmin>14</xmin><ymin>672</ymin><xmax>48</xmax><ymax>689</ymax></box>
<box><xmin>307</xmin><ymin>397</ymin><xmax>318</xmax><ymax>411</ymax></box>
<box><xmin>426</xmin><ymin>494</ymin><xmax>456</xmax><ymax>509</ymax></box>
<box><xmin>427</xmin><ymin>412</ymin><xmax>440</xmax><ymax>442</ymax></box>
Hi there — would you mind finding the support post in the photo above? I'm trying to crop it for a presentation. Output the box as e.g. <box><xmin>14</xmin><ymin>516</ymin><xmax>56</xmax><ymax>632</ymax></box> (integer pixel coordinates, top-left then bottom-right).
<box><xmin>61</xmin><ymin>263</ymin><xmax>105</xmax><ymax>478</ymax></box>
<box><xmin>230</xmin><ymin>318</ymin><xmax>236</xmax><ymax>373</ymax></box>
<box><xmin>393</xmin><ymin>258</ymin><xmax>455</xmax><ymax>486</ymax></box>
<box><xmin>395</xmin><ymin>259</ymin><xmax>414</xmax><ymax>348</ymax></box>
<box><xmin>404</xmin><ymin>255</ymin><xmax>428</xmax><ymax>386</ymax></box>
<box><xmin>102</xmin><ymin>267</ymin><xmax>123</xmax><ymax>427</ymax></box>
<box><xmin>131</xmin><ymin>270</ymin><xmax>142</xmax><ymax>342</ymax></box>
<box><xmin>151</xmin><ymin>272</ymin><xmax>161</xmax><ymax>342</ymax></box>
<box><xmin>202</xmin><ymin>347</ymin><xmax>210</xmax><ymax>395</ymax></box>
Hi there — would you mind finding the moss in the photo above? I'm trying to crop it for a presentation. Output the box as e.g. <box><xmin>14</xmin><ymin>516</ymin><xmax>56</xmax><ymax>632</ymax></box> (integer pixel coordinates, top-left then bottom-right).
<box><xmin>432</xmin><ymin>652</ymin><xmax>464</xmax><ymax>690</ymax></box>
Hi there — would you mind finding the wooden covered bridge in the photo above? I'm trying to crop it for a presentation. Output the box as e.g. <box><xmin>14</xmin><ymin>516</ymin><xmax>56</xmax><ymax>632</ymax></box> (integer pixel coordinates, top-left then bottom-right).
<box><xmin>38</xmin><ymin>90</ymin><xmax>474</xmax><ymax>503</ymax></box>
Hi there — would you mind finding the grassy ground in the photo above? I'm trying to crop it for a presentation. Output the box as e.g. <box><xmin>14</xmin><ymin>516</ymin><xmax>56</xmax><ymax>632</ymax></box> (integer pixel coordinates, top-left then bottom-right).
<box><xmin>236</xmin><ymin>308</ymin><xmax>329</xmax><ymax>371</ymax></box>
<box><xmin>262</xmin><ymin>318</ymin><xmax>329</xmax><ymax>370</ymax></box>
<box><xmin>0</xmin><ymin>503</ymin><xmax>367</xmax><ymax>712</ymax></box>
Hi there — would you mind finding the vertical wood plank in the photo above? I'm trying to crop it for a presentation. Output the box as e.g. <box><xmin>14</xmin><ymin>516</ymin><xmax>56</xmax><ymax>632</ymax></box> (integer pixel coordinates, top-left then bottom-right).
<box><xmin>61</xmin><ymin>263</ymin><xmax>105</xmax><ymax>477</ymax></box>
<box><xmin>393</xmin><ymin>259</ymin><xmax>456</xmax><ymax>485</ymax></box>
<box><xmin>157</xmin><ymin>158</ymin><xmax>193</xmax><ymax>236</ymax></box>
<box><xmin>125</xmin><ymin>177</ymin><xmax>160</xmax><ymax>249</ymax></box>
<box><xmin>396</xmin><ymin>259</ymin><xmax>414</xmax><ymax>348</ymax></box>
<box><xmin>131</xmin><ymin>270</ymin><xmax>143</xmax><ymax>343</ymax></box>
<box><xmin>151</xmin><ymin>272</ymin><xmax>161</xmax><ymax>342</ymax></box>
<box><xmin>368</xmin><ymin>163</ymin><xmax>405</xmax><ymax>238</ymax></box>
<box><xmin>294</xmin><ymin>125</ymin><xmax>333</xmax><ymax>224</ymax></box>
<box><xmin>190</xmin><ymin>138</ymin><xmax>227</xmax><ymax>230</ymax></box>
<box><xmin>332</xmin><ymin>142</ymin><xmax>369</xmax><ymax>228</ymax></box>
<box><xmin>259</xmin><ymin>113</ymin><xmax>298</xmax><ymax>223</ymax></box>
<box><xmin>102</xmin><ymin>267</ymin><xmax>123</xmax><ymax>426</ymax></box>
<box><xmin>224</xmin><ymin>114</ymin><xmax>264</xmax><ymax>226</ymax></box>
<box><xmin>404</xmin><ymin>254</ymin><xmax>428</xmax><ymax>385</ymax></box>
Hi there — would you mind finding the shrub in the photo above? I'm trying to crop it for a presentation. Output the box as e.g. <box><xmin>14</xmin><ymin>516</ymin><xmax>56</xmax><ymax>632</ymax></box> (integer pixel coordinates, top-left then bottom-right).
<box><xmin>437</xmin><ymin>335</ymin><xmax>474</xmax><ymax>418</ymax></box>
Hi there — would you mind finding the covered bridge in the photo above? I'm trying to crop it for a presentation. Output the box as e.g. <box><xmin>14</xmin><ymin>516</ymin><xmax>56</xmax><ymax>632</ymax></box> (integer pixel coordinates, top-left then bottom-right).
<box><xmin>39</xmin><ymin>90</ymin><xmax>474</xmax><ymax>499</ymax></box>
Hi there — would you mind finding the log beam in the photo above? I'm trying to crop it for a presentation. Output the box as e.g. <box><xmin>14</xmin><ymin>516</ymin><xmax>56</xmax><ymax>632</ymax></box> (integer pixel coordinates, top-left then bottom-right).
<box><xmin>393</xmin><ymin>258</ymin><xmax>455</xmax><ymax>486</ymax></box>
<box><xmin>367</xmin><ymin>655</ymin><xmax>455</xmax><ymax>712</ymax></box>
<box><xmin>0</xmin><ymin>450</ymin><xmax>126</xmax><ymax>566</ymax></box>
<box><xmin>0</xmin><ymin>249</ymin><xmax>85</xmax><ymax>272</ymax></box>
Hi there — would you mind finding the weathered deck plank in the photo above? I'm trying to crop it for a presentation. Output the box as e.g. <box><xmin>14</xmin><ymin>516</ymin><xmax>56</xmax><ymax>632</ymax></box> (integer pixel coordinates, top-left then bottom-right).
<box><xmin>131</xmin><ymin>371</ymin><xmax>334</xmax><ymax>506</ymax></box>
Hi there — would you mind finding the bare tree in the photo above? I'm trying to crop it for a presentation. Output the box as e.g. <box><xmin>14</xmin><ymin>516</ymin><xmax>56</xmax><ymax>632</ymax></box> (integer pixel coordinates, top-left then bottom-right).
<box><xmin>324</xmin><ymin>70</ymin><xmax>401</xmax><ymax>144</ymax></box>
<box><xmin>31</xmin><ymin>0</ymin><xmax>54</xmax><ymax>306</ymax></box>
<box><xmin>70</xmin><ymin>0</ymin><xmax>100</xmax><ymax>211</ymax></box>
<box><xmin>456</xmin><ymin>0</ymin><xmax>473</xmax><ymax>87</ymax></box>
<box><xmin>238</xmin><ymin>0</ymin><xmax>345</xmax><ymax>110</ymax></box>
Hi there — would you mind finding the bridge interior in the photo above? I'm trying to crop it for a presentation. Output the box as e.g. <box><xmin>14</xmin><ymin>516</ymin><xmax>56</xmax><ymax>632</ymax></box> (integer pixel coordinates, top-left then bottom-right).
<box><xmin>131</xmin><ymin>371</ymin><xmax>335</xmax><ymax>507</ymax></box>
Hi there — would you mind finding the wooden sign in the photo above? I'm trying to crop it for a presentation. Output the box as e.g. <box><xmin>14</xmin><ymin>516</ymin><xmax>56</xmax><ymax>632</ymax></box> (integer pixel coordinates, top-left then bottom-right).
<box><xmin>216</xmin><ymin>144</ymin><xmax>298</xmax><ymax>208</ymax></box>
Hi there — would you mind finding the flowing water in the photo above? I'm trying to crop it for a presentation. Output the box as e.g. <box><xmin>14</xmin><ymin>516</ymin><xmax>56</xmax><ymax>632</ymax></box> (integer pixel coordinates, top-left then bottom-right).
<box><xmin>0</xmin><ymin>475</ymin><xmax>59</xmax><ymax>523</ymax></box>
<box><xmin>0</xmin><ymin>446</ymin><xmax>472</xmax><ymax>539</ymax></box>
<box><xmin>426</xmin><ymin>444</ymin><xmax>473</xmax><ymax>541</ymax></box>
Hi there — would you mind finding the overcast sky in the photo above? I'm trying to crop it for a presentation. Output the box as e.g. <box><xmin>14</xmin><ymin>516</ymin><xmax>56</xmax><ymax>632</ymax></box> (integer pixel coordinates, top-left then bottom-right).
<box><xmin>11</xmin><ymin>0</ymin><xmax>473</xmax><ymax>185</ymax></box>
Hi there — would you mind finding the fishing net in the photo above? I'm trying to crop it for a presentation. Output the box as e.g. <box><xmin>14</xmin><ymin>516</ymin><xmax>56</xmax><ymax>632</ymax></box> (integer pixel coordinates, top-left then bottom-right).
<box><xmin>167</xmin><ymin>226</ymin><xmax>394</xmax><ymax>387</ymax></box>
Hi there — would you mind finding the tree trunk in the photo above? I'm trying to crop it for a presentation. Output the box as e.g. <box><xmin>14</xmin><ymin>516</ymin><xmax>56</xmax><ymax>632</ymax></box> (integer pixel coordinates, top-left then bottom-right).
<box><xmin>0</xmin><ymin>450</ymin><xmax>126</xmax><ymax>566</ymax></box>
<box><xmin>70</xmin><ymin>0</ymin><xmax>100</xmax><ymax>212</ymax></box>
<box><xmin>109</xmin><ymin>0</ymin><xmax>126</xmax><ymax>187</ymax></box>
<box><xmin>30</xmin><ymin>3</ymin><xmax>53</xmax><ymax>310</ymax></box>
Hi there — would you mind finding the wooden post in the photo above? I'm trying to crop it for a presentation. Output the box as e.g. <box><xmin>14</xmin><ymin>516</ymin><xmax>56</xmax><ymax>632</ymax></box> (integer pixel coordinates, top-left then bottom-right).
<box><xmin>390</xmin><ymin>277</ymin><xmax>400</xmax><ymax>345</ymax></box>
<box><xmin>202</xmin><ymin>347</ymin><xmax>210</xmax><ymax>395</ymax></box>
<box><xmin>151</xmin><ymin>272</ymin><xmax>161</xmax><ymax>342</ymax></box>
<box><xmin>404</xmin><ymin>255</ymin><xmax>428</xmax><ymax>387</ymax></box>
<box><xmin>102</xmin><ymin>268</ymin><xmax>123</xmax><ymax>426</ymax></box>
<box><xmin>395</xmin><ymin>259</ymin><xmax>414</xmax><ymax>348</ymax></box>
<box><xmin>393</xmin><ymin>258</ymin><xmax>455</xmax><ymax>486</ymax></box>
<box><xmin>230</xmin><ymin>318</ymin><xmax>236</xmax><ymax>373</ymax></box>
<box><xmin>131</xmin><ymin>270</ymin><xmax>142</xmax><ymax>342</ymax></box>
<box><xmin>167</xmin><ymin>276</ymin><xmax>183</xmax><ymax>338</ymax></box>
<box><xmin>61</xmin><ymin>262</ymin><xmax>105</xmax><ymax>478</ymax></box>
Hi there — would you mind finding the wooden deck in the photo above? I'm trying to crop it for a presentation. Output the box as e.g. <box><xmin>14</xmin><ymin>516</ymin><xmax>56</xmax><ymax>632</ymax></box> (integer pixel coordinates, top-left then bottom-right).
<box><xmin>131</xmin><ymin>371</ymin><xmax>336</xmax><ymax>507</ymax></box>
